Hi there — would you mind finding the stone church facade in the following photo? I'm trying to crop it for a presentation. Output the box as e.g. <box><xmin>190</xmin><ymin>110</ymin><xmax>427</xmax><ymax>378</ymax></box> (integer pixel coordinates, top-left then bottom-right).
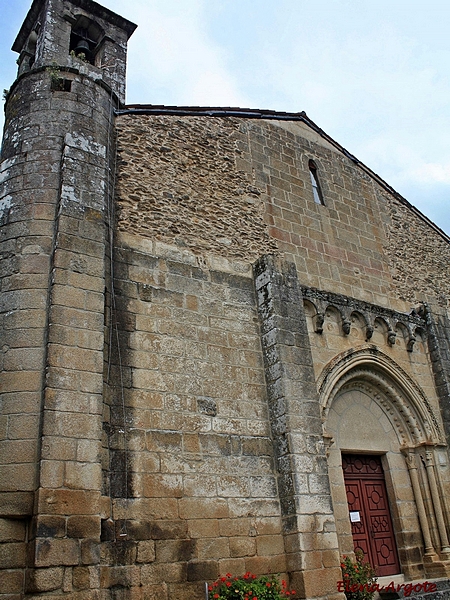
<box><xmin>1</xmin><ymin>1</ymin><xmax>450</xmax><ymax>599</ymax></box>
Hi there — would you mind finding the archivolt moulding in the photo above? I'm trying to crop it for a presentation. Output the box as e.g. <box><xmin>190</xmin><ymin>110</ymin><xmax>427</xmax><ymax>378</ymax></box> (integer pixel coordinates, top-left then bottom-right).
<box><xmin>318</xmin><ymin>345</ymin><xmax>444</xmax><ymax>446</ymax></box>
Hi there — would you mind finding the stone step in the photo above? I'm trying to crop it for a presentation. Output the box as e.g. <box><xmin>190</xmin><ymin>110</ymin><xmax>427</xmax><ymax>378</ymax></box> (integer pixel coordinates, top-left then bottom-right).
<box><xmin>377</xmin><ymin>578</ymin><xmax>450</xmax><ymax>600</ymax></box>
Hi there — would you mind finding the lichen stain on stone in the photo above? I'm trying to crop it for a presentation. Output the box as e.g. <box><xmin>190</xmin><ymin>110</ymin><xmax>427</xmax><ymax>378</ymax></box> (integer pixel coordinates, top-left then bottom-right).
<box><xmin>61</xmin><ymin>184</ymin><xmax>79</xmax><ymax>206</ymax></box>
<box><xmin>115</xmin><ymin>115</ymin><xmax>278</xmax><ymax>261</ymax></box>
<box><xmin>65</xmin><ymin>132</ymin><xmax>106</xmax><ymax>157</ymax></box>
<box><xmin>0</xmin><ymin>195</ymin><xmax>13</xmax><ymax>222</ymax></box>
<box><xmin>0</xmin><ymin>157</ymin><xmax>17</xmax><ymax>185</ymax></box>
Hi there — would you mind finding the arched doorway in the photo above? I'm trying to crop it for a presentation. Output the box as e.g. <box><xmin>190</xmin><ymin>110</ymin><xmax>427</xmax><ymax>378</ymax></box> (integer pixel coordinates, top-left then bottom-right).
<box><xmin>319</xmin><ymin>347</ymin><xmax>450</xmax><ymax>580</ymax></box>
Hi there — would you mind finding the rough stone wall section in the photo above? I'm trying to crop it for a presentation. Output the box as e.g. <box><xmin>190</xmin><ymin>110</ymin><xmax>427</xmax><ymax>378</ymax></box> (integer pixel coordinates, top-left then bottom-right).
<box><xmin>383</xmin><ymin>193</ymin><xmax>450</xmax><ymax>307</ymax></box>
<box><xmin>115</xmin><ymin>115</ymin><xmax>278</xmax><ymax>260</ymax></box>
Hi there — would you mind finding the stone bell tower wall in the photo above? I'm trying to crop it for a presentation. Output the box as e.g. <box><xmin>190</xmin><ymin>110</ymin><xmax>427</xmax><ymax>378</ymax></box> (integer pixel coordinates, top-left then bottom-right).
<box><xmin>0</xmin><ymin>1</ymin><xmax>135</xmax><ymax>596</ymax></box>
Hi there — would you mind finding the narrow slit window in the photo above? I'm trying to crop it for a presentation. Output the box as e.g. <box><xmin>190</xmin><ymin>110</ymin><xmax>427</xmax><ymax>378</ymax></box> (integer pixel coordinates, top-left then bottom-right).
<box><xmin>309</xmin><ymin>159</ymin><xmax>325</xmax><ymax>205</ymax></box>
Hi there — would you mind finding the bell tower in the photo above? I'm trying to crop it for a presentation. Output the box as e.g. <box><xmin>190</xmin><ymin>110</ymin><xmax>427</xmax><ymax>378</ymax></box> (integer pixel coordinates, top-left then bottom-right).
<box><xmin>11</xmin><ymin>0</ymin><xmax>135</xmax><ymax>101</ymax></box>
<box><xmin>0</xmin><ymin>0</ymin><xmax>135</xmax><ymax>596</ymax></box>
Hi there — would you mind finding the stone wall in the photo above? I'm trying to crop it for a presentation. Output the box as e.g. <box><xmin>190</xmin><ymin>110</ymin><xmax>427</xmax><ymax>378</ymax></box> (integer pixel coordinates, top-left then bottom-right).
<box><xmin>110</xmin><ymin>111</ymin><xmax>450</xmax><ymax>596</ymax></box>
<box><xmin>0</xmin><ymin>1</ymin><xmax>135</xmax><ymax>596</ymax></box>
<box><xmin>383</xmin><ymin>193</ymin><xmax>450</xmax><ymax>307</ymax></box>
<box><xmin>253</xmin><ymin>255</ymin><xmax>342</xmax><ymax>598</ymax></box>
<box><xmin>103</xmin><ymin>234</ymin><xmax>287</xmax><ymax>599</ymax></box>
<box><xmin>115</xmin><ymin>115</ymin><xmax>278</xmax><ymax>260</ymax></box>
<box><xmin>116</xmin><ymin>114</ymin><xmax>450</xmax><ymax>314</ymax></box>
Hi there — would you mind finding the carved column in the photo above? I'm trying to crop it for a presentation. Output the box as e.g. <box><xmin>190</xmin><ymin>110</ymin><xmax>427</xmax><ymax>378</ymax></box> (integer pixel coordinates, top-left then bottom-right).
<box><xmin>404</xmin><ymin>450</ymin><xmax>436</xmax><ymax>557</ymax></box>
<box><xmin>425</xmin><ymin>449</ymin><xmax>450</xmax><ymax>555</ymax></box>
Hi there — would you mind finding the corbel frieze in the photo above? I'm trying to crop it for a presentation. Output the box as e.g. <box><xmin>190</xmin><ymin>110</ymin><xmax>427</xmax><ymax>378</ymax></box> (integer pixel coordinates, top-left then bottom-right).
<box><xmin>302</xmin><ymin>285</ymin><xmax>426</xmax><ymax>351</ymax></box>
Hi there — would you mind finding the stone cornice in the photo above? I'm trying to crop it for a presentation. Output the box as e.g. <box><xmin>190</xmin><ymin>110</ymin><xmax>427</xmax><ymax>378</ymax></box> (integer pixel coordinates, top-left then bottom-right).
<box><xmin>302</xmin><ymin>285</ymin><xmax>426</xmax><ymax>351</ymax></box>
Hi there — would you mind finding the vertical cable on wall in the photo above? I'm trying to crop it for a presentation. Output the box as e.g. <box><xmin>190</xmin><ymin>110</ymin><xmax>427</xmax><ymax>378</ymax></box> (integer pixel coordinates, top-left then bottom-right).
<box><xmin>105</xmin><ymin>88</ymin><xmax>128</xmax><ymax>540</ymax></box>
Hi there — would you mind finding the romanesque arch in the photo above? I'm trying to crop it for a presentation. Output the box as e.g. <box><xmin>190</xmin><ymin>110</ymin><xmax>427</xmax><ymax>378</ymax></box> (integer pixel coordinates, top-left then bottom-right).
<box><xmin>319</xmin><ymin>346</ymin><xmax>443</xmax><ymax>446</ymax></box>
<box><xmin>319</xmin><ymin>346</ymin><xmax>450</xmax><ymax>579</ymax></box>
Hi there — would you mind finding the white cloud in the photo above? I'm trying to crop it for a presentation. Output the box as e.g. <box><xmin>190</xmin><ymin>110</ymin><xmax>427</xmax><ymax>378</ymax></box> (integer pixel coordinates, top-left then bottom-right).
<box><xmin>414</xmin><ymin>163</ymin><xmax>450</xmax><ymax>185</ymax></box>
<box><xmin>103</xmin><ymin>0</ymin><xmax>251</xmax><ymax>107</ymax></box>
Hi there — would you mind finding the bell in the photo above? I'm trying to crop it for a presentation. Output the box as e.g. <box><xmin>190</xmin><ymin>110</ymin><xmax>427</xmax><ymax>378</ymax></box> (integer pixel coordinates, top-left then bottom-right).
<box><xmin>74</xmin><ymin>38</ymin><xmax>91</xmax><ymax>59</ymax></box>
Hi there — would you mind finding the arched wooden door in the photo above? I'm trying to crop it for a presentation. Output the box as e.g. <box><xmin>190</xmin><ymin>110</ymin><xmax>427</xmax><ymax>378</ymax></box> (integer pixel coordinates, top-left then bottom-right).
<box><xmin>342</xmin><ymin>454</ymin><xmax>400</xmax><ymax>576</ymax></box>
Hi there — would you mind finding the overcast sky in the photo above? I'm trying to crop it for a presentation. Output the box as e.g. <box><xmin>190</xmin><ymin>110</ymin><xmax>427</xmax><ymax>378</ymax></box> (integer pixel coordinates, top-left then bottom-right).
<box><xmin>1</xmin><ymin>0</ymin><xmax>449</xmax><ymax>236</ymax></box>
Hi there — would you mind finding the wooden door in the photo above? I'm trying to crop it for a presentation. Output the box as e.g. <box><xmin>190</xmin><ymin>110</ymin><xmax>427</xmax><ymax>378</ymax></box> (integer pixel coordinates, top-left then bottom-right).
<box><xmin>342</xmin><ymin>454</ymin><xmax>400</xmax><ymax>576</ymax></box>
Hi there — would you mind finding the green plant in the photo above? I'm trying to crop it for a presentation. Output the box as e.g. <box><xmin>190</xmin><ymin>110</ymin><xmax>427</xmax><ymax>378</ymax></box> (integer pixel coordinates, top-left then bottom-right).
<box><xmin>46</xmin><ymin>62</ymin><xmax>64</xmax><ymax>90</ymax></box>
<box><xmin>208</xmin><ymin>572</ymin><xmax>297</xmax><ymax>600</ymax></box>
<box><xmin>70</xmin><ymin>49</ymin><xmax>88</xmax><ymax>62</ymax></box>
<box><xmin>2</xmin><ymin>89</ymin><xmax>9</xmax><ymax>102</ymax></box>
<box><xmin>340</xmin><ymin>550</ymin><xmax>377</xmax><ymax>600</ymax></box>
